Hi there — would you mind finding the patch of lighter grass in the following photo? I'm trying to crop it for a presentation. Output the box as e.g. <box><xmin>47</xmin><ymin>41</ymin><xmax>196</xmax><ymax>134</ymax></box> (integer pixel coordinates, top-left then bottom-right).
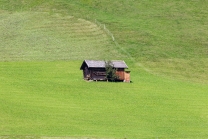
<box><xmin>0</xmin><ymin>136</ymin><xmax>116</xmax><ymax>139</ymax></box>
<box><xmin>41</xmin><ymin>137</ymin><xmax>116</xmax><ymax>139</ymax></box>
<box><xmin>143</xmin><ymin>58</ymin><xmax>208</xmax><ymax>84</ymax></box>
<box><xmin>0</xmin><ymin>11</ymin><xmax>125</xmax><ymax>61</ymax></box>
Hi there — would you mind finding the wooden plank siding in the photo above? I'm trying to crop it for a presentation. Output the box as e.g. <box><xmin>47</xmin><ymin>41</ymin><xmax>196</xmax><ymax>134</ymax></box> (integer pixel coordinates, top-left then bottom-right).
<box><xmin>116</xmin><ymin>70</ymin><xmax>125</xmax><ymax>80</ymax></box>
<box><xmin>90</xmin><ymin>68</ymin><xmax>106</xmax><ymax>80</ymax></box>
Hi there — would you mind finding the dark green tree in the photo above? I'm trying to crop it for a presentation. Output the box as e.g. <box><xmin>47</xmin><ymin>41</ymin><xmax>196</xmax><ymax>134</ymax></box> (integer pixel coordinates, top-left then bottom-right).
<box><xmin>105</xmin><ymin>61</ymin><xmax>118</xmax><ymax>81</ymax></box>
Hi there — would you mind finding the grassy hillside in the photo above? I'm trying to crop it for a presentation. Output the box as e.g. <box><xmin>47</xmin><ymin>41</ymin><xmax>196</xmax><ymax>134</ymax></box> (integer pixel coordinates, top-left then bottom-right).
<box><xmin>0</xmin><ymin>0</ymin><xmax>208</xmax><ymax>139</ymax></box>
<box><xmin>0</xmin><ymin>11</ymin><xmax>124</xmax><ymax>61</ymax></box>
<box><xmin>1</xmin><ymin>61</ymin><xmax>208</xmax><ymax>139</ymax></box>
<box><xmin>0</xmin><ymin>0</ymin><xmax>207</xmax><ymax>83</ymax></box>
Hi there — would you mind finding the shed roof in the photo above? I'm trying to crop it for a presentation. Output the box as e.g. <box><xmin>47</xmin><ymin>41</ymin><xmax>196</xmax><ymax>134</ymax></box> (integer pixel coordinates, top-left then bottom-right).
<box><xmin>80</xmin><ymin>60</ymin><xmax>128</xmax><ymax>69</ymax></box>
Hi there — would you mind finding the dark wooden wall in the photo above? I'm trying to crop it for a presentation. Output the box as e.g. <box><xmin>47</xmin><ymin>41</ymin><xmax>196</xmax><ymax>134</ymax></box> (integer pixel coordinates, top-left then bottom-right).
<box><xmin>90</xmin><ymin>68</ymin><xmax>106</xmax><ymax>80</ymax></box>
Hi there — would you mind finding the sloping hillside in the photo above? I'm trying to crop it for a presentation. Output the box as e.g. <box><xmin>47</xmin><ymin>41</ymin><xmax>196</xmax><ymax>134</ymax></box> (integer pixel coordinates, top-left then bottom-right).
<box><xmin>1</xmin><ymin>0</ymin><xmax>207</xmax><ymax>83</ymax></box>
<box><xmin>0</xmin><ymin>1</ymin><xmax>208</xmax><ymax>139</ymax></box>
<box><xmin>0</xmin><ymin>11</ymin><xmax>124</xmax><ymax>61</ymax></box>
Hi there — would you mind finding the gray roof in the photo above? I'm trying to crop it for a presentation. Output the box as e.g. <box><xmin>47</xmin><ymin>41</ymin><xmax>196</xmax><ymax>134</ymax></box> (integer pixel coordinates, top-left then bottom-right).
<box><xmin>80</xmin><ymin>60</ymin><xmax>128</xmax><ymax>69</ymax></box>
<box><xmin>111</xmin><ymin>60</ymin><xmax>128</xmax><ymax>68</ymax></box>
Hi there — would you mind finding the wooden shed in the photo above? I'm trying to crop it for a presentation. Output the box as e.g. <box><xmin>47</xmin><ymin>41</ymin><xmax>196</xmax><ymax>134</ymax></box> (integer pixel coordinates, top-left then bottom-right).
<box><xmin>80</xmin><ymin>60</ymin><xmax>130</xmax><ymax>82</ymax></box>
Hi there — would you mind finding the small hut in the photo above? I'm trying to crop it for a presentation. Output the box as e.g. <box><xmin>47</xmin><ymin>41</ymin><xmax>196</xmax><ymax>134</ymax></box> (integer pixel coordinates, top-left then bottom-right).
<box><xmin>80</xmin><ymin>60</ymin><xmax>130</xmax><ymax>82</ymax></box>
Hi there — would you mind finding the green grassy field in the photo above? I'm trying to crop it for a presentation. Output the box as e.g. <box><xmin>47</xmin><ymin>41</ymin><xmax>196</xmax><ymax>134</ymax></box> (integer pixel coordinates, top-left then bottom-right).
<box><xmin>0</xmin><ymin>0</ymin><xmax>208</xmax><ymax>139</ymax></box>
<box><xmin>1</xmin><ymin>61</ymin><xmax>208</xmax><ymax>139</ymax></box>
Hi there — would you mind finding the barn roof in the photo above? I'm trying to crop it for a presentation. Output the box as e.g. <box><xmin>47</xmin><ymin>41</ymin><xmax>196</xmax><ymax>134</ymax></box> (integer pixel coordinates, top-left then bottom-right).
<box><xmin>80</xmin><ymin>60</ymin><xmax>128</xmax><ymax>69</ymax></box>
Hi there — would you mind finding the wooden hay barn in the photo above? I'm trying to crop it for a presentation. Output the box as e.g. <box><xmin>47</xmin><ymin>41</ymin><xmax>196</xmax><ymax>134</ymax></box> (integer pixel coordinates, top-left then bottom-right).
<box><xmin>80</xmin><ymin>60</ymin><xmax>130</xmax><ymax>82</ymax></box>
